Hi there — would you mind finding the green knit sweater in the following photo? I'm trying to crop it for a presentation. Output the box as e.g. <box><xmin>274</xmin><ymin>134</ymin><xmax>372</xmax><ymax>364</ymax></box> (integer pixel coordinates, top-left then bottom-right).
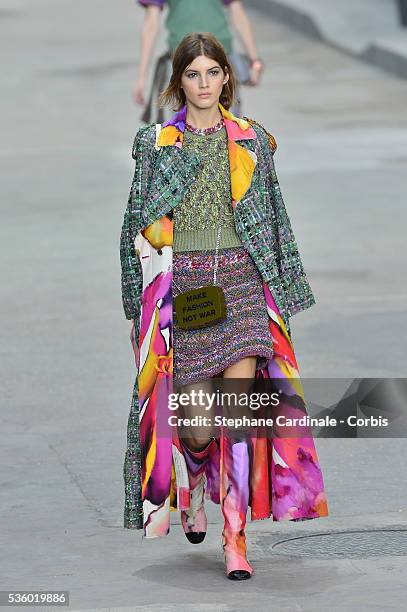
<box><xmin>173</xmin><ymin>126</ymin><xmax>243</xmax><ymax>252</ymax></box>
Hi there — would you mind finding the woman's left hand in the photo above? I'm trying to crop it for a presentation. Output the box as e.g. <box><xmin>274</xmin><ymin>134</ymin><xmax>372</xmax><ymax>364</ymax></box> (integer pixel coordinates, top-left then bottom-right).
<box><xmin>249</xmin><ymin>59</ymin><xmax>264</xmax><ymax>86</ymax></box>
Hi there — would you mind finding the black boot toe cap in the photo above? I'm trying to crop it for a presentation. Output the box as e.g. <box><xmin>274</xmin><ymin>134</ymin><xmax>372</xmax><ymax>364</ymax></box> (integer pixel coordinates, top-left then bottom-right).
<box><xmin>185</xmin><ymin>532</ymin><xmax>206</xmax><ymax>544</ymax></box>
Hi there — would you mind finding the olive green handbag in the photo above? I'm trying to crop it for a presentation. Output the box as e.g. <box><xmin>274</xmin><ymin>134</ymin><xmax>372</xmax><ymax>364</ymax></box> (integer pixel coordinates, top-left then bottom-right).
<box><xmin>174</xmin><ymin>283</ymin><xmax>227</xmax><ymax>330</ymax></box>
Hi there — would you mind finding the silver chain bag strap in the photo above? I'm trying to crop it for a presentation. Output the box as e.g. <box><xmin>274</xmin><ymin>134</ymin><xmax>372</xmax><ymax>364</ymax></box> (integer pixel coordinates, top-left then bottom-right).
<box><xmin>172</xmin><ymin>182</ymin><xmax>227</xmax><ymax>331</ymax></box>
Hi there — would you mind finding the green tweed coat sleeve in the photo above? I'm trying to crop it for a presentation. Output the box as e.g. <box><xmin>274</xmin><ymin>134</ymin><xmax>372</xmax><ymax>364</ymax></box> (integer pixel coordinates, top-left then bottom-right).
<box><xmin>119</xmin><ymin>125</ymin><xmax>156</xmax><ymax>336</ymax></box>
<box><xmin>259</xmin><ymin>126</ymin><xmax>316</xmax><ymax>318</ymax></box>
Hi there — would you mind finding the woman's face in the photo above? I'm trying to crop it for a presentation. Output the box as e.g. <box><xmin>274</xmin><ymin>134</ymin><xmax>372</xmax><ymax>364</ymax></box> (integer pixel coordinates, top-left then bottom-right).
<box><xmin>180</xmin><ymin>54</ymin><xmax>229</xmax><ymax>109</ymax></box>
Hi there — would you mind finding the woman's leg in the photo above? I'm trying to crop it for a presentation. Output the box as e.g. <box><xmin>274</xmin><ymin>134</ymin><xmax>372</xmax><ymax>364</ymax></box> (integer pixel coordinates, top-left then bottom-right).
<box><xmin>221</xmin><ymin>355</ymin><xmax>257</xmax><ymax>433</ymax></box>
<box><xmin>178</xmin><ymin>378</ymin><xmax>216</xmax><ymax>451</ymax></box>
<box><xmin>219</xmin><ymin>356</ymin><xmax>257</xmax><ymax>579</ymax></box>
<box><xmin>223</xmin><ymin>356</ymin><xmax>256</xmax><ymax>379</ymax></box>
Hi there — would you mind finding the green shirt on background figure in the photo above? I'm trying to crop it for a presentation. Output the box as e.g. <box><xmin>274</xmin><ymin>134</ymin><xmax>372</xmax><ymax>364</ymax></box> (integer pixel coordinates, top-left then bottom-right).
<box><xmin>138</xmin><ymin>0</ymin><xmax>234</xmax><ymax>54</ymax></box>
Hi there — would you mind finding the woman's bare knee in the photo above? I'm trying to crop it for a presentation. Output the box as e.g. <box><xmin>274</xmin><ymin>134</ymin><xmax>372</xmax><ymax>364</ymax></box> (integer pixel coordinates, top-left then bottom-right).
<box><xmin>223</xmin><ymin>356</ymin><xmax>257</xmax><ymax>379</ymax></box>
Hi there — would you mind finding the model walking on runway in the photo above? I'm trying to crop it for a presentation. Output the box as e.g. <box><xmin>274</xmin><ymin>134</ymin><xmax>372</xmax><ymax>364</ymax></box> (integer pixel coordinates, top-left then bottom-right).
<box><xmin>120</xmin><ymin>32</ymin><xmax>329</xmax><ymax>581</ymax></box>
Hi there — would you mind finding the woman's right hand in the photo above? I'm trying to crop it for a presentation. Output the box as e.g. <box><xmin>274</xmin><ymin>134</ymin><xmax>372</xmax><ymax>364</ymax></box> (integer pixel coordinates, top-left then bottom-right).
<box><xmin>132</xmin><ymin>78</ymin><xmax>145</xmax><ymax>106</ymax></box>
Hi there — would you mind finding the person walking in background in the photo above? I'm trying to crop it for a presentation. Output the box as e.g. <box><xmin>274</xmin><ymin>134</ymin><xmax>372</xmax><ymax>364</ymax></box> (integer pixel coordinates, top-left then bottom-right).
<box><xmin>133</xmin><ymin>0</ymin><xmax>264</xmax><ymax>122</ymax></box>
<box><xmin>120</xmin><ymin>32</ymin><xmax>329</xmax><ymax>581</ymax></box>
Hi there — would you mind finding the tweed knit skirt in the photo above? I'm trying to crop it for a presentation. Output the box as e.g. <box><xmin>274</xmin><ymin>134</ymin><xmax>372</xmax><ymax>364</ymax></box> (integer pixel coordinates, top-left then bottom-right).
<box><xmin>172</xmin><ymin>245</ymin><xmax>274</xmax><ymax>387</ymax></box>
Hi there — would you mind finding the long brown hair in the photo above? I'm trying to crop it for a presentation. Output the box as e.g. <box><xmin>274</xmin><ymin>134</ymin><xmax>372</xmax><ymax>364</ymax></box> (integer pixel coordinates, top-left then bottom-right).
<box><xmin>158</xmin><ymin>32</ymin><xmax>237</xmax><ymax>112</ymax></box>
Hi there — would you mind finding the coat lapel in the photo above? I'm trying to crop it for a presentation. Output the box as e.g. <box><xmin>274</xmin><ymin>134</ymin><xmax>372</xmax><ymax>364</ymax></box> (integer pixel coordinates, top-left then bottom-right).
<box><xmin>154</xmin><ymin>102</ymin><xmax>258</xmax><ymax>212</ymax></box>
